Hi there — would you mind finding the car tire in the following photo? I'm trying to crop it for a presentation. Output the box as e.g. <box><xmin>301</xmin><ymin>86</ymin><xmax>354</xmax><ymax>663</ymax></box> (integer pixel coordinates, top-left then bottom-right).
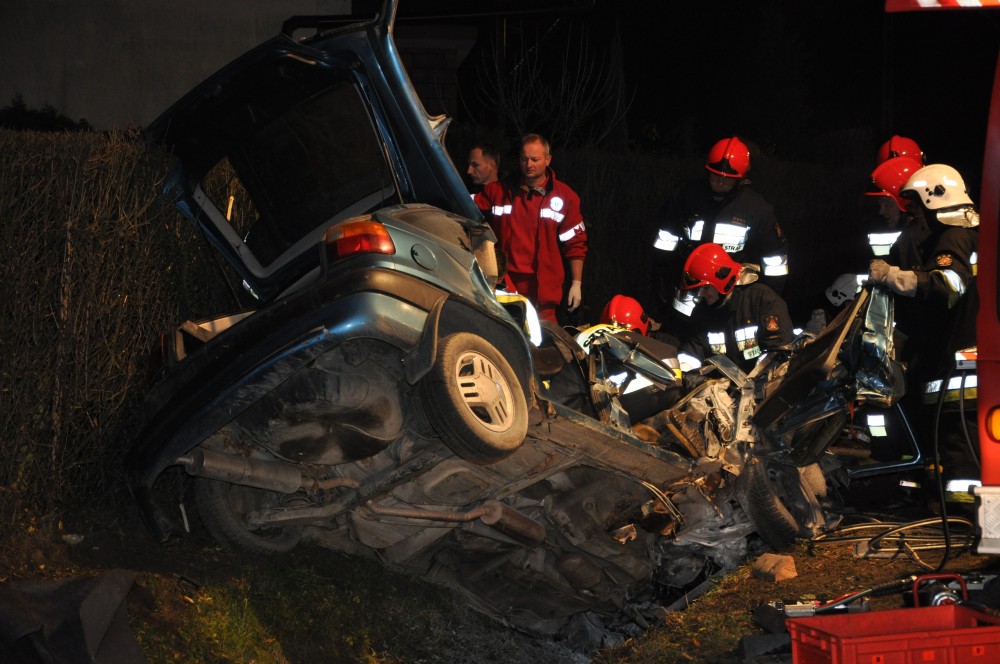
<box><xmin>736</xmin><ymin>456</ymin><xmax>826</xmax><ymax>551</ymax></box>
<box><xmin>193</xmin><ymin>477</ymin><xmax>303</xmax><ymax>555</ymax></box>
<box><xmin>421</xmin><ymin>332</ymin><xmax>528</xmax><ymax>463</ymax></box>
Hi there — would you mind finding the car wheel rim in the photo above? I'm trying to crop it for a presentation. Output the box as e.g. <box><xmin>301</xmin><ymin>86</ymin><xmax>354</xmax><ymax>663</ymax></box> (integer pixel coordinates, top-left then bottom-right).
<box><xmin>453</xmin><ymin>350</ymin><xmax>516</xmax><ymax>433</ymax></box>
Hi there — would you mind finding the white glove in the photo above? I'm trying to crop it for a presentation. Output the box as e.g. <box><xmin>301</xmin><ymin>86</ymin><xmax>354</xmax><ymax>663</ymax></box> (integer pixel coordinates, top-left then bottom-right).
<box><xmin>806</xmin><ymin>308</ymin><xmax>827</xmax><ymax>335</ymax></box>
<box><xmin>567</xmin><ymin>280</ymin><xmax>582</xmax><ymax>311</ymax></box>
<box><xmin>868</xmin><ymin>259</ymin><xmax>891</xmax><ymax>284</ymax></box>
<box><xmin>869</xmin><ymin>259</ymin><xmax>917</xmax><ymax>296</ymax></box>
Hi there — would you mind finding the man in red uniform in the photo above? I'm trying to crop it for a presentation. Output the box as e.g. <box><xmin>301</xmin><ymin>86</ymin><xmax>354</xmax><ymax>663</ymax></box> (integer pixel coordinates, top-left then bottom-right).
<box><xmin>466</xmin><ymin>142</ymin><xmax>500</xmax><ymax>190</ymax></box>
<box><xmin>475</xmin><ymin>134</ymin><xmax>588</xmax><ymax>323</ymax></box>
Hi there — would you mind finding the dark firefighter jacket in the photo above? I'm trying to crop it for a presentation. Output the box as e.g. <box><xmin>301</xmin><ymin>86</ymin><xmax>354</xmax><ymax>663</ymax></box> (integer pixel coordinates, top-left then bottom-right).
<box><xmin>891</xmin><ymin>224</ymin><xmax>978</xmax><ymax>387</ymax></box>
<box><xmin>653</xmin><ymin>179</ymin><xmax>788</xmax><ymax>291</ymax></box>
<box><xmin>680</xmin><ymin>280</ymin><xmax>793</xmax><ymax>375</ymax></box>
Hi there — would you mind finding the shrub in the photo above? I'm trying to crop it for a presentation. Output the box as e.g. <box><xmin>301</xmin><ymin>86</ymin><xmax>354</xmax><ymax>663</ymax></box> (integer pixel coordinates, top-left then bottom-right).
<box><xmin>0</xmin><ymin>129</ymin><xmax>232</xmax><ymax>522</ymax></box>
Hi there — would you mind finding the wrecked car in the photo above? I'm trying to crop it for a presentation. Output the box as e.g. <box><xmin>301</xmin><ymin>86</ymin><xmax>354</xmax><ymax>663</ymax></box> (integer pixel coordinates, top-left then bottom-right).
<box><xmin>125</xmin><ymin>0</ymin><xmax>906</xmax><ymax>648</ymax></box>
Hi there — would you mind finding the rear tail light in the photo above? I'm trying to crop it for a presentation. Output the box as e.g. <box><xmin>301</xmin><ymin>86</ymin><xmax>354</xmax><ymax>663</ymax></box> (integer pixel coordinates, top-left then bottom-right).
<box><xmin>324</xmin><ymin>220</ymin><xmax>395</xmax><ymax>260</ymax></box>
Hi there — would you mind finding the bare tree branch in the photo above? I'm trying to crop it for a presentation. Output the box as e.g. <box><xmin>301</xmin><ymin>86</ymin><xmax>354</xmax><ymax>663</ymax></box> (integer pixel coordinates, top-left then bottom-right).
<box><xmin>469</xmin><ymin>19</ymin><xmax>633</xmax><ymax>149</ymax></box>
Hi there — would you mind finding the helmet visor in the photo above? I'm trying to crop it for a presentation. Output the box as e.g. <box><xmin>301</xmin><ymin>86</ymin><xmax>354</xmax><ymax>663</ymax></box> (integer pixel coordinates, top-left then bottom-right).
<box><xmin>706</xmin><ymin>157</ymin><xmax>742</xmax><ymax>177</ymax></box>
<box><xmin>682</xmin><ymin>270</ymin><xmax>707</xmax><ymax>290</ymax></box>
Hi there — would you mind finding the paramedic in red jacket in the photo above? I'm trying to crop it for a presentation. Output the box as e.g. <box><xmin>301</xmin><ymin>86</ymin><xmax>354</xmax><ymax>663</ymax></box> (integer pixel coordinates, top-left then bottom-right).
<box><xmin>474</xmin><ymin>134</ymin><xmax>588</xmax><ymax>323</ymax></box>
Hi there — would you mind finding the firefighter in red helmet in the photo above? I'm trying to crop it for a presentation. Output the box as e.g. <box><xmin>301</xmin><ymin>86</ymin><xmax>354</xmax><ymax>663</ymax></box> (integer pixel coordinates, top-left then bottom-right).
<box><xmin>868</xmin><ymin>163</ymin><xmax>979</xmax><ymax>496</ymax></box>
<box><xmin>678</xmin><ymin>243</ymin><xmax>792</xmax><ymax>374</ymax></box>
<box><xmin>863</xmin><ymin>156</ymin><xmax>924</xmax><ymax>258</ymax></box>
<box><xmin>600</xmin><ymin>294</ymin><xmax>651</xmax><ymax>335</ymax></box>
<box><xmin>869</xmin><ymin>163</ymin><xmax>978</xmax><ymax>390</ymax></box>
<box><xmin>651</xmin><ymin>136</ymin><xmax>788</xmax><ymax>338</ymax></box>
<box><xmin>876</xmin><ymin>135</ymin><xmax>925</xmax><ymax>166</ymax></box>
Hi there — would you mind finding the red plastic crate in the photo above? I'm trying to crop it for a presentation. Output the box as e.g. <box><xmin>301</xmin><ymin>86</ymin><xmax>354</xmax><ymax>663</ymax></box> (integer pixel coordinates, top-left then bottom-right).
<box><xmin>786</xmin><ymin>605</ymin><xmax>1000</xmax><ymax>663</ymax></box>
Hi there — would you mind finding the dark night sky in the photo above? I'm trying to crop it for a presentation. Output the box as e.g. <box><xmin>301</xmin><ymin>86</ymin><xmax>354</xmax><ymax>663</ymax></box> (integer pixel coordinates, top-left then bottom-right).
<box><xmin>618</xmin><ymin>1</ymin><xmax>1000</xmax><ymax>180</ymax></box>
<box><xmin>438</xmin><ymin>0</ymin><xmax>1000</xmax><ymax>319</ymax></box>
<box><xmin>449</xmin><ymin>1</ymin><xmax>1000</xmax><ymax>188</ymax></box>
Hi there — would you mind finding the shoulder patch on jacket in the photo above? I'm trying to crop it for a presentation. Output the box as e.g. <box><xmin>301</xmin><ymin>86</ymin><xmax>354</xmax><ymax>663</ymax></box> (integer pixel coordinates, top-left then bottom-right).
<box><xmin>765</xmin><ymin>314</ymin><xmax>780</xmax><ymax>332</ymax></box>
<box><xmin>935</xmin><ymin>252</ymin><xmax>954</xmax><ymax>268</ymax></box>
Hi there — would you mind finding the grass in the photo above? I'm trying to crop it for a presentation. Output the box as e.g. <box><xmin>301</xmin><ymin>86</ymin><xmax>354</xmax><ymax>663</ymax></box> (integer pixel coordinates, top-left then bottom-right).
<box><xmin>120</xmin><ymin>533</ymin><xmax>557</xmax><ymax>664</ymax></box>
<box><xmin>130</xmin><ymin>550</ymin><xmax>448</xmax><ymax>663</ymax></box>
<box><xmin>4</xmin><ymin>507</ymin><xmax>998</xmax><ymax>664</ymax></box>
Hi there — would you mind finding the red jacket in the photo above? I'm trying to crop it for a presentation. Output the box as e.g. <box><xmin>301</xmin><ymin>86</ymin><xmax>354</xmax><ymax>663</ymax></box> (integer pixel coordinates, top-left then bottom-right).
<box><xmin>474</xmin><ymin>168</ymin><xmax>588</xmax><ymax>306</ymax></box>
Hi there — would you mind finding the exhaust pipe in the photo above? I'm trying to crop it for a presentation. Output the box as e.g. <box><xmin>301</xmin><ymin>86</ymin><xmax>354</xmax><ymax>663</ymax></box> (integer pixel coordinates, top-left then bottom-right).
<box><xmin>478</xmin><ymin>500</ymin><xmax>546</xmax><ymax>547</ymax></box>
<box><xmin>178</xmin><ymin>448</ymin><xmax>304</xmax><ymax>493</ymax></box>
<box><xmin>364</xmin><ymin>499</ymin><xmax>546</xmax><ymax>547</ymax></box>
<box><xmin>178</xmin><ymin>448</ymin><xmax>360</xmax><ymax>494</ymax></box>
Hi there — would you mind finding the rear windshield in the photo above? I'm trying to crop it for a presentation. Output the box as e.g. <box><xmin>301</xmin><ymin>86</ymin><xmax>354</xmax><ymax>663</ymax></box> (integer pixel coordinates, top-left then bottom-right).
<box><xmin>203</xmin><ymin>79</ymin><xmax>396</xmax><ymax>266</ymax></box>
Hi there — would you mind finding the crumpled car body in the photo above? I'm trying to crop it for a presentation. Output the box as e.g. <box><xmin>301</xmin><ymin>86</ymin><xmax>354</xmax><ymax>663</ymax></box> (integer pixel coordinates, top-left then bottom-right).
<box><xmin>124</xmin><ymin>0</ymin><xmax>905</xmax><ymax>649</ymax></box>
<box><xmin>123</xmin><ymin>2</ymin><xmax>752</xmax><ymax>647</ymax></box>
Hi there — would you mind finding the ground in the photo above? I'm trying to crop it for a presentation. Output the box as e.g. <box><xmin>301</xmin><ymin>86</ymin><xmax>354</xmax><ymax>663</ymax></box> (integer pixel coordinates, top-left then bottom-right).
<box><xmin>1</xmin><ymin>495</ymin><xmax>998</xmax><ymax>663</ymax></box>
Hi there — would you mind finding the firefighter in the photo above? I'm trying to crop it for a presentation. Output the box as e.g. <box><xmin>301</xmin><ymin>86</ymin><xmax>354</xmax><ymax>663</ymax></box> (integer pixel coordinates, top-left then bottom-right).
<box><xmin>474</xmin><ymin>134</ymin><xmax>588</xmax><ymax>324</ymax></box>
<box><xmin>863</xmin><ymin>156</ymin><xmax>925</xmax><ymax>260</ymax></box>
<box><xmin>600</xmin><ymin>293</ymin><xmax>653</xmax><ymax>336</ymax></box>
<box><xmin>876</xmin><ymin>134</ymin><xmax>926</xmax><ymax>166</ymax></box>
<box><xmin>652</xmin><ymin>136</ymin><xmax>787</xmax><ymax>338</ymax></box>
<box><xmin>867</xmin><ymin>163</ymin><xmax>979</xmax><ymax>495</ymax></box>
<box><xmin>584</xmin><ymin>294</ymin><xmax>684</xmax><ymax>437</ymax></box>
<box><xmin>868</xmin><ymin>162</ymin><xmax>978</xmax><ymax>378</ymax></box>
<box><xmin>678</xmin><ymin>243</ymin><xmax>792</xmax><ymax>375</ymax></box>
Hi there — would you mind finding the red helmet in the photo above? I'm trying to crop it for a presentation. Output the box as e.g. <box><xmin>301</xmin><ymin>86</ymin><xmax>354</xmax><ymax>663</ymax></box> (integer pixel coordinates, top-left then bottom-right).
<box><xmin>600</xmin><ymin>294</ymin><xmax>649</xmax><ymax>335</ymax></box>
<box><xmin>865</xmin><ymin>156</ymin><xmax>923</xmax><ymax>212</ymax></box>
<box><xmin>876</xmin><ymin>135</ymin><xmax>924</xmax><ymax>165</ymax></box>
<box><xmin>705</xmin><ymin>136</ymin><xmax>750</xmax><ymax>178</ymax></box>
<box><xmin>682</xmin><ymin>243</ymin><xmax>742</xmax><ymax>295</ymax></box>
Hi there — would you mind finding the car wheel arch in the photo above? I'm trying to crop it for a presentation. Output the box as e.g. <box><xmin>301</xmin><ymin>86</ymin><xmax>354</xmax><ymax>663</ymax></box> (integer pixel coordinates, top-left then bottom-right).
<box><xmin>407</xmin><ymin>296</ymin><xmax>535</xmax><ymax>404</ymax></box>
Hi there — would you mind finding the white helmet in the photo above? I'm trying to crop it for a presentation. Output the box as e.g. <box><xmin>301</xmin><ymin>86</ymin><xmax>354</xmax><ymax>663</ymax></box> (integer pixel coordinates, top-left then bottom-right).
<box><xmin>901</xmin><ymin>164</ymin><xmax>974</xmax><ymax>211</ymax></box>
<box><xmin>825</xmin><ymin>273</ymin><xmax>860</xmax><ymax>307</ymax></box>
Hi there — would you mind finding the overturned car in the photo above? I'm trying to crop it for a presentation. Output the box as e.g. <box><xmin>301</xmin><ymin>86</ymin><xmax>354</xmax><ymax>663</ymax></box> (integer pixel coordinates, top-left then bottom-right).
<box><xmin>125</xmin><ymin>0</ymin><xmax>905</xmax><ymax>648</ymax></box>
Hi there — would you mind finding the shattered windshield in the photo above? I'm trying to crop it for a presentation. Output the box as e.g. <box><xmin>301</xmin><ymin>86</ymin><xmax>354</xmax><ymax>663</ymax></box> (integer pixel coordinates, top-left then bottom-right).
<box><xmin>203</xmin><ymin>79</ymin><xmax>397</xmax><ymax>266</ymax></box>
